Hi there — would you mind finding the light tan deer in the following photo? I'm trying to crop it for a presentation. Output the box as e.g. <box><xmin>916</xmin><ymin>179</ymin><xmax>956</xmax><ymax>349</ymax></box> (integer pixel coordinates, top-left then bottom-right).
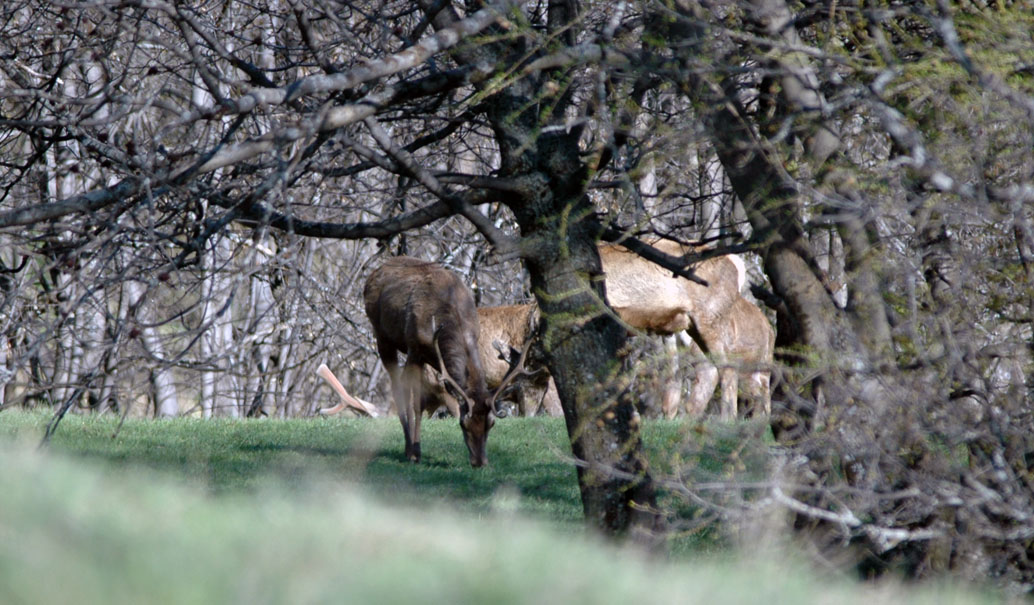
<box><xmin>684</xmin><ymin>295</ymin><xmax>775</xmax><ymax>419</ymax></box>
<box><xmin>471</xmin><ymin>304</ymin><xmax>561</xmax><ymax>417</ymax></box>
<box><xmin>363</xmin><ymin>256</ymin><xmax>530</xmax><ymax>467</ymax></box>
<box><xmin>475</xmin><ymin>242</ymin><xmax>771</xmax><ymax>420</ymax></box>
<box><xmin>599</xmin><ymin>239</ymin><xmax>742</xmax><ymax>417</ymax></box>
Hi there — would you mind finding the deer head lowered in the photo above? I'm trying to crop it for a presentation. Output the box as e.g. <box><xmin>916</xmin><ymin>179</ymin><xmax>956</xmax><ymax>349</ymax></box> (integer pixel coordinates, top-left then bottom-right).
<box><xmin>318</xmin><ymin>303</ymin><xmax>561</xmax><ymax>419</ymax></box>
<box><xmin>363</xmin><ymin>256</ymin><xmax>524</xmax><ymax>467</ymax></box>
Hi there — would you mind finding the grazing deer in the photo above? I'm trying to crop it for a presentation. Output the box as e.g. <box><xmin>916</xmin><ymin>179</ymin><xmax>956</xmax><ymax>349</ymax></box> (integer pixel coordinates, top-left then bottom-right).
<box><xmin>318</xmin><ymin>304</ymin><xmax>560</xmax><ymax>419</ymax></box>
<box><xmin>364</xmin><ymin>256</ymin><xmax>516</xmax><ymax>467</ymax></box>
<box><xmin>473</xmin><ymin>304</ymin><xmax>561</xmax><ymax>417</ymax></box>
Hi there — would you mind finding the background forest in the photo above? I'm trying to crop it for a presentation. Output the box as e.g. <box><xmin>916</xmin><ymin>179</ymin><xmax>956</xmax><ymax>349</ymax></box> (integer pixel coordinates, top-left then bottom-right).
<box><xmin>1</xmin><ymin>0</ymin><xmax>1032</xmax><ymax>594</ymax></box>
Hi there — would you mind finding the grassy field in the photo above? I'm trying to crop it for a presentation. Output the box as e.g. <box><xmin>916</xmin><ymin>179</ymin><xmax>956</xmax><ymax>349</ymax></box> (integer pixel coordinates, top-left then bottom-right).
<box><xmin>2</xmin><ymin>411</ymin><xmax>587</xmax><ymax>522</ymax></box>
<box><xmin>0</xmin><ymin>410</ymin><xmax>1002</xmax><ymax>604</ymax></box>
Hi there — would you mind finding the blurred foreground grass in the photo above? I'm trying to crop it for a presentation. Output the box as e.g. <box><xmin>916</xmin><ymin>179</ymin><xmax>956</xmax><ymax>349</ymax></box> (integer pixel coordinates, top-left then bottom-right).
<box><xmin>0</xmin><ymin>410</ymin><xmax>1002</xmax><ymax>604</ymax></box>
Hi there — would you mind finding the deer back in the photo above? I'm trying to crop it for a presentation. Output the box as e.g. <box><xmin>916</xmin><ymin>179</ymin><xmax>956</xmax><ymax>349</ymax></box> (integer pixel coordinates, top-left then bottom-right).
<box><xmin>599</xmin><ymin>239</ymin><xmax>740</xmax><ymax>336</ymax></box>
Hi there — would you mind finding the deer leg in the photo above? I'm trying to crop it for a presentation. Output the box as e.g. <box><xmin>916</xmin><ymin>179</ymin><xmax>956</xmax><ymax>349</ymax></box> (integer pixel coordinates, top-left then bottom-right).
<box><xmin>660</xmin><ymin>334</ymin><xmax>681</xmax><ymax>419</ymax></box>
<box><xmin>686</xmin><ymin>360</ymin><xmax>717</xmax><ymax>418</ymax></box>
<box><xmin>389</xmin><ymin>370</ymin><xmax>414</xmax><ymax>459</ymax></box>
<box><xmin>751</xmin><ymin>370</ymin><xmax>771</xmax><ymax>418</ymax></box>
<box><xmin>719</xmin><ymin>364</ymin><xmax>737</xmax><ymax>421</ymax></box>
<box><xmin>543</xmin><ymin>379</ymin><xmax>563</xmax><ymax>417</ymax></box>
<box><xmin>400</xmin><ymin>362</ymin><xmax>423</xmax><ymax>462</ymax></box>
<box><xmin>518</xmin><ymin>389</ymin><xmax>535</xmax><ymax>417</ymax></box>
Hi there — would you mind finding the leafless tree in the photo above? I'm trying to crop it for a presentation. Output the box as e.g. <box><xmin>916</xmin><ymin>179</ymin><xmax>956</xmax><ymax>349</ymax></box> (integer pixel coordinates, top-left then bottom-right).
<box><xmin>1</xmin><ymin>0</ymin><xmax>1033</xmax><ymax>586</ymax></box>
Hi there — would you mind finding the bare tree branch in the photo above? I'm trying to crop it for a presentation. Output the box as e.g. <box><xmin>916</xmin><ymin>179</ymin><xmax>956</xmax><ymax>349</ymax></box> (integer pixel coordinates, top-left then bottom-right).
<box><xmin>363</xmin><ymin>116</ymin><xmax>517</xmax><ymax>255</ymax></box>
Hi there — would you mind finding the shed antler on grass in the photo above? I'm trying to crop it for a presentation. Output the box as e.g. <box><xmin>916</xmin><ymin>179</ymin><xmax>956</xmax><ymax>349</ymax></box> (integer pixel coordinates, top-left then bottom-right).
<box><xmin>315</xmin><ymin>363</ymin><xmax>380</xmax><ymax>417</ymax></box>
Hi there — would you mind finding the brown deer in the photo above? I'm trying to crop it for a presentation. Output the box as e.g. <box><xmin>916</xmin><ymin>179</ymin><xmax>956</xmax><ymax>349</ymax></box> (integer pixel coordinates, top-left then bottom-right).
<box><xmin>363</xmin><ymin>256</ymin><xmax>508</xmax><ymax>467</ymax></box>
<box><xmin>318</xmin><ymin>304</ymin><xmax>560</xmax><ymax>419</ymax></box>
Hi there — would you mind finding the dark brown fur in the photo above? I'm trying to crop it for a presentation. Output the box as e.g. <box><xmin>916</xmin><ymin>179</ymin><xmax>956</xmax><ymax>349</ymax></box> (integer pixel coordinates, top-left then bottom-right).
<box><xmin>364</xmin><ymin>256</ymin><xmax>494</xmax><ymax>467</ymax></box>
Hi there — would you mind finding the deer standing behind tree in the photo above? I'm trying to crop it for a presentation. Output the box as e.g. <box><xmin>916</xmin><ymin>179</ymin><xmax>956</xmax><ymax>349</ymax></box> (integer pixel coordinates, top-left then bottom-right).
<box><xmin>424</xmin><ymin>240</ymin><xmax>775</xmax><ymax>421</ymax></box>
<box><xmin>474</xmin><ymin>241</ymin><xmax>775</xmax><ymax>420</ymax></box>
<box><xmin>473</xmin><ymin>243</ymin><xmax>774</xmax><ymax>420</ymax></box>
<box><xmin>601</xmin><ymin>241</ymin><xmax>776</xmax><ymax>420</ymax></box>
<box><xmin>363</xmin><ymin>256</ymin><xmax>501</xmax><ymax>467</ymax></box>
<box><xmin>470</xmin><ymin>304</ymin><xmax>560</xmax><ymax>417</ymax></box>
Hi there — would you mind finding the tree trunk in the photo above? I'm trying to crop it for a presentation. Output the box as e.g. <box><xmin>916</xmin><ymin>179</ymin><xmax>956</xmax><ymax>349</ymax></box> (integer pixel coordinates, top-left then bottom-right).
<box><xmin>413</xmin><ymin>0</ymin><xmax>664</xmax><ymax>538</ymax></box>
<box><xmin>125</xmin><ymin>279</ymin><xmax>179</xmax><ymax>417</ymax></box>
<box><xmin>524</xmin><ymin>217</ymin><xmax>662</xmax><ymax>540</ymax></box>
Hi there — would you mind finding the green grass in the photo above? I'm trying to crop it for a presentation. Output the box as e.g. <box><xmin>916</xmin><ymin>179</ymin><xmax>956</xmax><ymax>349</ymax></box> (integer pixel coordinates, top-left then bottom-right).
<box><xmin>2</xmin><ymin>411</ymin><xmax>586</xmax><ymax>523</ymax></box>
<box><xmin>0</xmin><ymin>410</ymin><xmax>768</xmax><ymax>532</ymax></box>
<box><xmin>0</xmin><ymin>410</ymin><xmax>1005</xmax><ymax>604</ymax></box>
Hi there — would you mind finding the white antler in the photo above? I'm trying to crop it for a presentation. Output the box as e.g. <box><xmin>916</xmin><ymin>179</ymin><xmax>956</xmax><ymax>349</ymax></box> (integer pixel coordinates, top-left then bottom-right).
<box><xmin>316</xmin><ymin>363</ymin><xmax>380</xmax><ymax>417</ymax></box>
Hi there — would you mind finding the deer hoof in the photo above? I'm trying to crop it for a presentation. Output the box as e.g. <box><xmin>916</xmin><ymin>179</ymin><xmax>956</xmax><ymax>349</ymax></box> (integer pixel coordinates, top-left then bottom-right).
<box><xmin>406</xmin><ymin>442</ymin><xmax>421</xmax><ymax>463</ymax></box>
